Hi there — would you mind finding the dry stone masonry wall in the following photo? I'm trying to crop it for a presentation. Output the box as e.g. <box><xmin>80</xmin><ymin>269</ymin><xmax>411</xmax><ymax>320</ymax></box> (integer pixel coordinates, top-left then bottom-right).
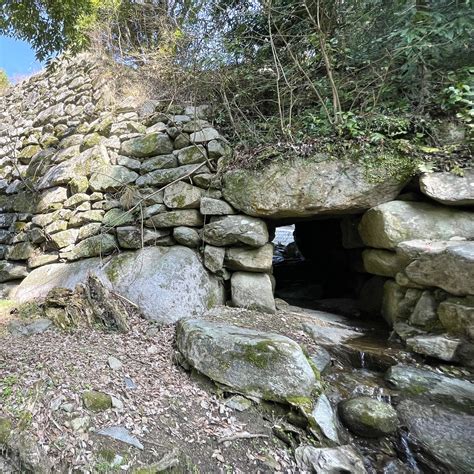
<box><xmin>0</xmin><ymin>54</ymin><xmax>275</xmax><ymax>318</ymax></box>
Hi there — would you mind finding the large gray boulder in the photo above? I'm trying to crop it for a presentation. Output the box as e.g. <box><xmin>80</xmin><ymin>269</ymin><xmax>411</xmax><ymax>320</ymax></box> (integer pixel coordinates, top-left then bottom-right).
<box><xmin>385</xmin><ymin>364</ymin><xmax>474</xmax><ymax>408</ymax></box>
<box><xmin>231</xmin><ymin>272</ymin><xmax>276</xmax><ymax>313</ymax></box>
<box><xmin>222</xmin><ymin>158</ymin><xmax>407</xmax><ymax>219</ymax></box>
<box><xmin>13</xmin><ymin>247</ymin><xmax>224</xmax><ymax>323</ymax></box>
<box><xmin>176</xmin><ymin>319</ymin><xmax>317</xmax><ymax>403</ymax></box>
<box><xmin>203</xmin><ymin>215</ymin><xmax>268</xmax><ymax>247</ymax></box>
<box><xmin>419</xmin><ymin>170</ymin><xmax>474</xmax><ymax>206</ymax></box>
<box><xmin>404</xmin><ymin>242</ymin><xmax>474</xmax><ymax>296</ymax></box>
<box><xmin>396</xmin><ymin>399</ymin><xmax>474</xmax><ymax>473</ymax></box>
<box><xmin>295</xmin><ymin>445</ymin><xmax>366</xmax><ymax>474</ymax></box>
<box><xmin>338</xmin><ymin>397</ymin><xmax>398</xmax><ymax>438</ymax></box>
<box><xmin>359</xmin><ymin>201</ymin><xmax>474</xmax><ymax>249</ymax></box>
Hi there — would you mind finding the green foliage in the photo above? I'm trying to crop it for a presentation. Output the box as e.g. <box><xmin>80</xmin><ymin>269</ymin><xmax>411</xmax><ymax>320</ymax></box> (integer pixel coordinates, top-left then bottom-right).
<box><xmin>0</xmin><ymin>0</ymin><xmax>97</xmax><ymax>60</ymax></box>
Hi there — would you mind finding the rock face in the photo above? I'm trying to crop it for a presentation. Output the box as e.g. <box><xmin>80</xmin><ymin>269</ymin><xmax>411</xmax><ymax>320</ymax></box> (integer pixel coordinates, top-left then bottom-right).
<box><xmin>359</xmin><ymin>201</ymin><xmax>474</xmax><ymax>249</ymax></box>
<box><xmin>396</xmin><ymin>399</ymin><xmax>474</xmax><ymax>473</ymax></box>
<box><xmin>13</xmin><ymin>247</ymin><xmax>224</xmax><ymax>323</ymax></box>
<box><xmin>222</xmin><ymin>158</ymin><xmax>407</xmax><ymax>219</ymax></box>
<box><xmin>419</xmin><ymin>170</ymin><xmax>474</xmax><ymax>206</ymax></box>
<box><xmin>295</xmin><ymin>445</ymin><xmax>366</xmax><ymax>474</ymax></box>
<box><xmin>338</xmin><ymin>397</ymin><xmax>398</xmax><ymax>437</ymax></box>
<box><xmin>176</xmin><ymin>319</ymin><xmax>317</xmax><ymax>403</ymax></box>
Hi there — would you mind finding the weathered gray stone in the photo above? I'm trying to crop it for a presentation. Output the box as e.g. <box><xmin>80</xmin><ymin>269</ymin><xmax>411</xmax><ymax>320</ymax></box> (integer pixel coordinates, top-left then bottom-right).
<box><xmin>14</xmin><ymin>247</ymin><xmax>223</xmax><ymax>323</ymax></box>
<box><xmin>120</xmin><ymin>133</ymin><xmax>173</xmax><ymax>157</ymax></box>
<box><xmin>438</xmin><ymin>298</ymin><xmax>474</xmax><ymax>339</ymax></box>
<box><xmin>28</xmin><ymin>253</ymin><xmax>59</xmax><ymax>269</ymax></box>
<box><xmin>231</xmin><ymin>272</ymin><xmax>275</xmax><ymax>313</ymax></box>
<box><xmin>103</xmin><ymin>208</ymin><xmax>134</xmax><ymax>227</ymax></box>
<box><xmin>64</xmin><ymin>193</ymin><xmax>90</xmax><ymax>209</ymax></box>
<box><xmin>163</xmin><ymin>181</ymin><xmax>203</xmax><ymax>209</ymax></box>
<box><xmin>136</xmin><ymin>164</ymin><xmax>210</xmax><ymax>187</ymax></box>
<box><xmin>310</xmin><ymin>394</ymin><xmax>340</xmax><ymax>443</ymax></box>
<box><xmin>385</xmin><ymin>364</ymin><xmax>474</xmax><ymax>405</ymax></box>
<box><xmin>295</xmin><ymin>445</ymin><xmax>366</xmax><ymax>474</ymax></box>
<box><xmin>203</xmin><ymin>245</ymin><xmax>225</xmax><ymax>273</ymax></box>
<box><xmin>404</xmin><ymin>242</ymin><xmax>474</xmax><ymax>296</ymax></box>
<box><xmin>62</xmin><ymin>234</ymin><xmax>117</xmax><ymax>261</ymax></box>
<box><xmin>175</xmin><ymin>145</ymin><xmax>207</xmax><ymax>165</ymax></box>
<box><xmin>176</xmin><ymin>319</ymin><xmax>316</xmax><ymax>403</ymax></box>
<box><xmin>69</xmin><ymin>210</ymin><xmax>104</xmax><ymax>226</ymax></box>
<box><xmin>409</xmin><ymin>291</ymin><xmax>439</xmax><ymax>327</ymax></box>
<box><xmin>140</xmin><ymin>154</ymin><xmax>177</xmax><ymax>173</ymax></box>
<box><xmin>38</xmin><ymin>145</ymin><xmax>110</xmax><ymax>190</ymax></box>
<box><xmin>396</xmin><ymin>399</ymin><xmax>474</xmax><ymax>473</ymax></box>
<box><xmin>419</xmin><ymin>170</ymin><xmax>474</xmax><ymax>206</ymax></box>
<box><xmin>362</xmin><ymin>249</ymin><xmax>407</xmax><ymax>277</ymax></box>
<box><xmin>50</xmin><ymin>229</ymin><xmax>79</xmax><ymax>249</ymax></box>
<box><xmin>189</xmin><ymin>128</ymin><xmax>220</xmax><ymax>143</ymax></box>
<box><xmin>0</xmin><ymin>261</ymin><xmax>28</xmax><ymax>282</ymax></box>
<box><xmin>200</xmin><ymin>197</ymin><xmax>235</xmax><ymax>216</ymax></box>
<box><xmin>223</xmin><ymin>158</ymin><xmax>407</xmax><ymax>219</ymax></box>
<box><xmin>207</xmin><ymin>139</ymin><xmax>231</xmax><ymax>159</ymax></box>
<box><xmin>338</xmin><ymin>397</ymin><xmax>398</xmax><ymax>438</ymax></box>
<box><xmin>203</xmin><ymin>215</ymin><xmax>268</xmax><ymax>247</ymax></box>
<box><xmin>89</xmin><ymin>165</ymin><xmax>138</xmax><ymax>192</ymax></box>
<box><xmin>34</xmin><ymin>103</ymin><xmax>64</xmax><ymax>126</ymax></box>
<box><xmin>225</xmin><ymin>244</ymin><xmax>273</xmax><ymax>272</ymax></box>
<box><xmin>172</xmin><ymin>226</ymin><xmax>200</xmax><ymax>248</ymax></box>
<box><xmin>116</xmin><ymin>226</ymin><xmax>172</xmax><ymax>249</ymax></box>
<box><xmin>5</xmin><ymin>242</ymin><xmax>35</xmax><ymax>261</ymax></box>
<box><xmin>406</xmin><ymin>334</ymin><xmax>461</xmax><ymax>362</ymax></box>
<box><xmin>37</xmin><ymin>187</ymin><xmax>68</xmax><ymax>213</ymax></box>
<box><xmin>145</xmin><ymin>210</ymin><xmax>203</xmax><ymax>228</ymax></box>
<box><xmin>359</xmin><ymin>201</ymin><xmax>474</xmax><ymax>249</ymax></box>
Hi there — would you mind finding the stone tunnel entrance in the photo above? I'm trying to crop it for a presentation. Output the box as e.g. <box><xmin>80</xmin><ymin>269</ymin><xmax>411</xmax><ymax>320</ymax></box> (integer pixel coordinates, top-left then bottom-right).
<box><xmin>270</xmin><ymin>216</ymin><xmax>384</xmax><ymax>319</ymax></box>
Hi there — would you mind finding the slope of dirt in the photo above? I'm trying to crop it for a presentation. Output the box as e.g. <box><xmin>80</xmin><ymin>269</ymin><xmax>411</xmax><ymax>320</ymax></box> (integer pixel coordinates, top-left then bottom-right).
<box><xmin>0</xmin><ymin>305</ymin><xmax>304</xmax><ymax>473</ymax></box>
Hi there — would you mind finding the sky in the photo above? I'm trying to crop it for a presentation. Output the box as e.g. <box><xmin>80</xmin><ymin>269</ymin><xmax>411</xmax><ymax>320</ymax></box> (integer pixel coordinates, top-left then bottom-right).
<box><xmin>0</xmin><ymin>36</ymin><xmax>44</xmax><ymax>83</ymax></box>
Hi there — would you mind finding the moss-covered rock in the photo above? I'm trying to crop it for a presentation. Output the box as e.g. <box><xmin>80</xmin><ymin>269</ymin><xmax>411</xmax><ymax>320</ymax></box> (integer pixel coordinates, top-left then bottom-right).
<box><xmin>176</xmin><ymin>319</ymin><xmax>317</xmax><ymax>403</ymax></box>
<box><xmin>120</xmin><ymin>133</ymin><xmax>173</xmax><ymax>157</ymax></box>
<box><xmin>82</xmin><ymin>391</ymin><xmax>112</xmax><ymax>412</ymax></box>
<box><xmin>338</xmin><ymin>396</ymin><xmax>398</xmax><ymax>437</ymax></box>
<box><xmin>222</xmin><ymin>157</ymin><xmax>407</xmax><ymax>219</ymax></box>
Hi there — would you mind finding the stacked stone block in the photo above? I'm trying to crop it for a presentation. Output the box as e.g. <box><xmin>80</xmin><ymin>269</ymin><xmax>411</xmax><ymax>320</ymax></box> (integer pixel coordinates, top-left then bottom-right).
<box><xmin>0</xmin><ymin>54</ymin><xmax>275</xmax><ymax>312</ymax></box>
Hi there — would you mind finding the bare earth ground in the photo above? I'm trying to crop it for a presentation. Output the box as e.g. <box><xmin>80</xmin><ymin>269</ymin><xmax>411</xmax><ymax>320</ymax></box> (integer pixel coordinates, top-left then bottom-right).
<box><xmin>0</xmin><ymin>301</ymin><xmax>339</xmax><ymax>473</ymax></box>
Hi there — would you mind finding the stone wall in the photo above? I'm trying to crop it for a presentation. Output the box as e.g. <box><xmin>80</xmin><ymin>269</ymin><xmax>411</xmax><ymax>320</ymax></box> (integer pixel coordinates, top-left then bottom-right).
<box><xmin>0</xmin><ymin>54</ymin><xmax>276</xmax><ymax>318</ymax></box>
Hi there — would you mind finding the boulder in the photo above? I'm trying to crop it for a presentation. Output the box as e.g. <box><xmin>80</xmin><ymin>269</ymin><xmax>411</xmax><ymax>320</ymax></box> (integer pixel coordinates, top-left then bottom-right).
<box><xmin>404</xmin><ymin>242</ymin><xmax>474</xmax><ymax>296</ymax></box>
<box><xmin>362</xmin><ymin>249</ymin><xmax>407</xmax><ymax>277</ymax></box>
<box><xmin>385</xmin><ymin>364</ymin><xmax>474</xmax><ymax>407</ymax></box>
<box><xmin>171</xmin><ymin>226</ymin><xmax>199</xmax><ymax>248</ymax></box>
<box><xmin>116</xmin><ymin>226</ymin><xmax>172</xmax><ymax>249</ymax></box>
<box><xmin>419</xmin><ymin>170</ymin><xmax>474</xmax><ymax>206</ymax></box>
<box><xmin>200</xmin><ymin>197</ymin><xmax>235</xmax><ymax>216</ymax></box>
<box><xmin>145</xmin><ymin>210</ymin><xmax>203</xmax><ymax>228</ymax></box>
<box><xmin>396</xmin><ymin>399</ymin><xmax>474</xmax><ymax>473</ymax></box>
<box><xmin>222</xmin><ymin>158</ymin><xmax>407</xmax><ymax>219</ymax></box>
<box><xmin>163</xmin><ymin>181</ymin><xmax>203</xmax><ymax>209</ymax></box>
<box><xmin>359</xmin><ymin>201</ymin><xmax>474</xmax><ymax>249</ymax></box>
<box><xmin>295</xmin><ymin>445</ymin><xmax>366</xmax><ymax>474</ymax></box>
<box><xmin>176</xmin><ymin>319</ymin><xmax>316</xmax><ymax>403</ymax></box>
<box><xmin>438</xmin><ymin>297</ymin><xmax>474</xmax><ymax>338</ymax></box>
<box><xmin>203</xmin><ymin>215</ymin><xmax>268</xmax><ymax>247</ymax></box>
<box><xmin>225</xmin><ymin>244</ymin><xmax>273</xmax><ymax>272</ymax></box>
<box><xmin>0</xmin><ymin>261</ymin><xmax>28</xmax><ymax>282</ymax></box>
<box><xmin>120</xmin><ymin>133</ymin><xmax>173</xmax><ymax>157</ymax></box>
<box><xmin>309</xmin><ymin>394</ymin><xmax>340</xmax><ymax>443</ymax></box>
<box><xmin>338</xmin><ymin>397</ymin><xmax>398</xmax><ymax>438</ymax></box>
<box><xmin>62</xmin><ymin>234</ymin><xmax>117</xmax><ymax>261</ymax></box>
<box><xmin>406</xmin><ymin>334</ymin><xmax>461</xmax><ymax>362</ymax></box>
<box><xmin>203</xmin><ymin>245</ymin><xmax>225</xmax><ymax>273</ymax></box>
<box><xmin>89</xmin><ymin>165</ymin><xmax>138</xmax><ymax>192</ymax></box>
<box><xmin>136</xmin><ymin>164</ymin><xmax>210</xmax><ymax>187</ymax></box>
<box><xmin>13</xmin><ymin>247</ymin><xmax>224</xmax><ymax>323</ymax></box>
<box><xmin>231</xmin><ymin>271</ymin><xmax>276</xmax><ymax>313</ymax></box>
<box><xmin>37</xmin><ymin>145</ymin><xmax>110</xmax><ymax>190</ymax></box>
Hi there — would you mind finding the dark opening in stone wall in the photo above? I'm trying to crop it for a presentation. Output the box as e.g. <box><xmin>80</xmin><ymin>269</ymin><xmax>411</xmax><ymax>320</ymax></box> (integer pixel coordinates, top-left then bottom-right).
<box><xmin>270</xmin><ymin>217</ymin><xmax>385</xmax><ymax>319</ymax></box>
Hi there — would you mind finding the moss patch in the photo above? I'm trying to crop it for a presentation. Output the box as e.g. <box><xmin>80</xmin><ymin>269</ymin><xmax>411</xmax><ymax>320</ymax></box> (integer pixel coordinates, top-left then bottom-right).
<box><xmin>82</xmin><ymin>391</ymin><xmax>112</xmax><ymax>412</ymax></box>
